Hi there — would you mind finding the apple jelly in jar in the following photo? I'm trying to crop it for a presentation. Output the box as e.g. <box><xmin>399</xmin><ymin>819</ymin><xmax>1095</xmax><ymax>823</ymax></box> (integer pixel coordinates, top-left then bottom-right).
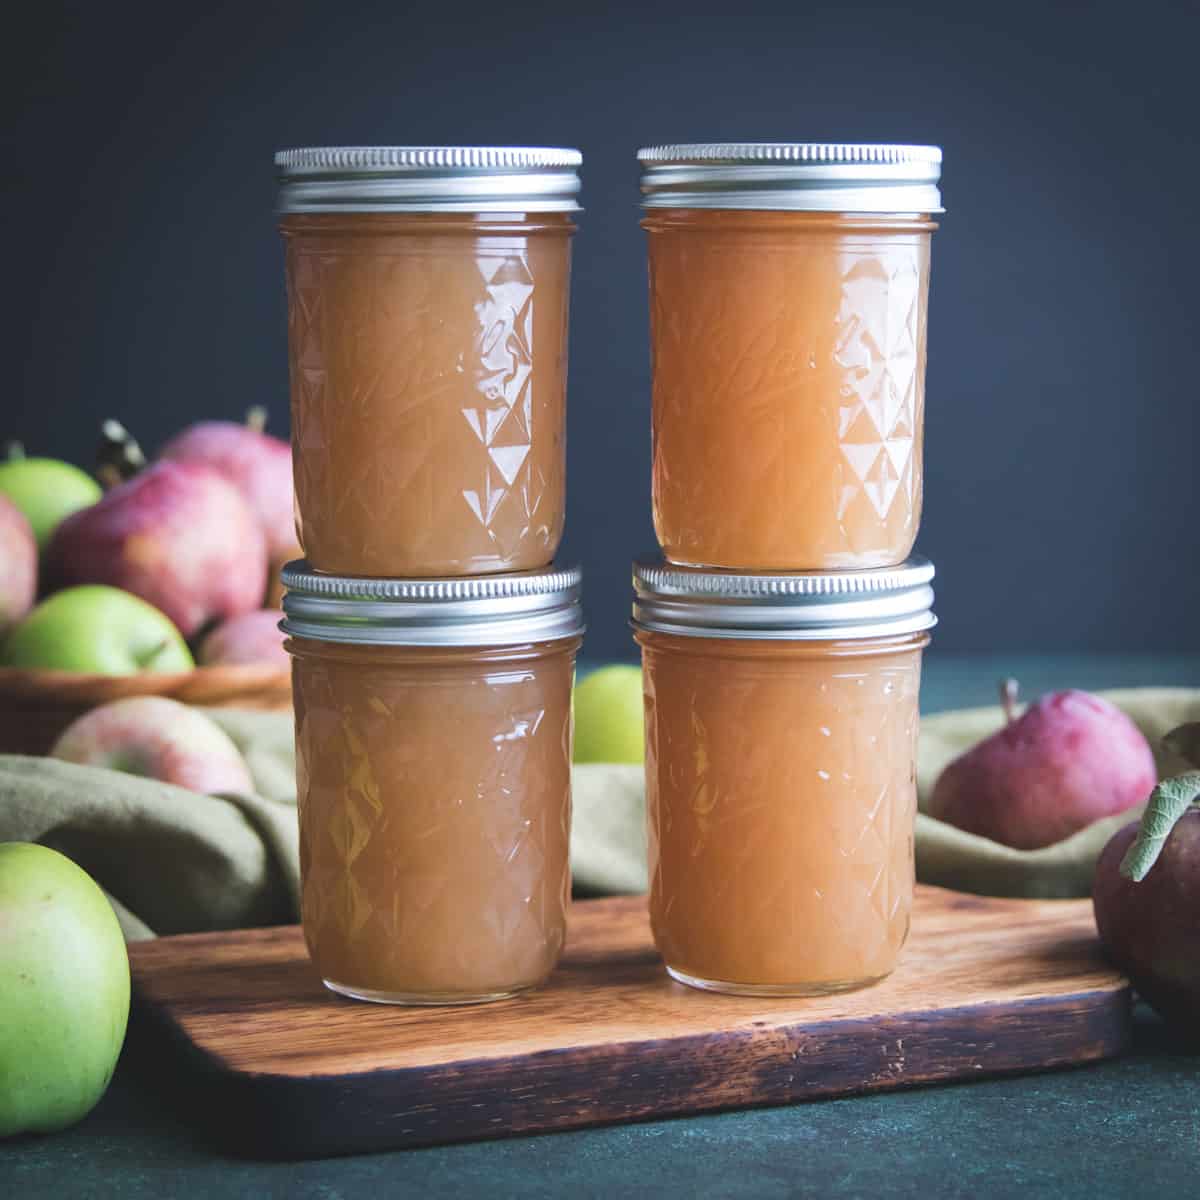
<box><xmin>276</xmin><ymin>147</ymin><xmax>580</xmax><ymax>577</ymax></box>
<box><xmin>633</xmin><ymin>557</ymin><xmax>936</xmax><ymax>996</ymax></box>
<box><xmin>281</xmin><ymin>563</ymin><xmax>584</xmax><ymax>1005</ymax></box>
<box><xmin>639</xmin><ymin>144</ymin><xmax>943</xmax><ymax>571</ymax></box>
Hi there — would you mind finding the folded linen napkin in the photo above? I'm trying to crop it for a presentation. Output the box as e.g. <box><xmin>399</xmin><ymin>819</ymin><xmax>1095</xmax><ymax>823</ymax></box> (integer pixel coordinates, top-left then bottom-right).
<box><xmin>1</xmin><ymin>689</ymin><xmax>1196</xmax><ymax>939</ymax></box>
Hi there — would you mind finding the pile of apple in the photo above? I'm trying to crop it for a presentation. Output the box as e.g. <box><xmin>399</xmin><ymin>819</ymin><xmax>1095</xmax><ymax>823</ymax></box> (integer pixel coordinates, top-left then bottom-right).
<box><xmin>0</xmin><ymin>412</ymin><xmax>295</xmax><ymax>674</ymax></box>
<box><xmin>0</xmin><ymin>415</ymin><xmax>300</xmax><ymax>1137</ymax></box>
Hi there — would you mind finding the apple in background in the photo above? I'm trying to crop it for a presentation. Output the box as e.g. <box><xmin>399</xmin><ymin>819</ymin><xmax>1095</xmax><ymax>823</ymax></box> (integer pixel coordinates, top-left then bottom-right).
<box><xmin>159</xmin><ymin>409</ymin><xmax>299</xmax><ymax>564</ymax></box>
<box><xmin>0</xmin><ymin>842</ymin><xmax>130</xmax><ymax>1136</ymax></box>
<box><xmin>573</xmin><ymin>664</ymin><xmax>645</xmax><ymax>764</ymax></box>
<box><xmin>0</xmin><ymin>448</ymin><xmax>102</xmax><ymax>551</ymax></box>
<box><xmin>928</xmin><ymin>683</ymin><xmax>1156</xmax><ymax>850</ymax></box>
<box><xmin>198</xmin><ymin>609</ymin><xmax>288</xmax><ymax>669</ymax></box>
<box><xmin>1</xmin><ymin>585</ymin><xmax>193</xmax><ymax>674</ymax></box>
<box><xmin>44</xmin><ymin>461</ymin><xmax>267</xmax><ymax>639</ymax></box>
<box><xmin>50</xmin><ymin>696</ymin><xmax>255</xmax><ymax>796</ymax></box>
<box><xmin>0</xmin><ymin>493</ymin><xmax>37</xmax><ymax>636</ymax></box>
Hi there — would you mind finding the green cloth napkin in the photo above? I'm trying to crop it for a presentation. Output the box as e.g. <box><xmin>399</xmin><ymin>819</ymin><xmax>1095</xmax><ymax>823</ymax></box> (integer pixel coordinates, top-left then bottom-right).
<box><xmin>1</xmin><ymin>689</ymin><xmax>1196</xmax><ymax>939</ymax></box>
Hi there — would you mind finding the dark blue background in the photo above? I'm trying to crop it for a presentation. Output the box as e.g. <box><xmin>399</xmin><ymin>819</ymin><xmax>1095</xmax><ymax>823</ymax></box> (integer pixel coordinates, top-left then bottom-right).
<box><xmin>7</xmin><ymin>0</ymin><xmax>1198</xmax><ymax>658</ymax></box>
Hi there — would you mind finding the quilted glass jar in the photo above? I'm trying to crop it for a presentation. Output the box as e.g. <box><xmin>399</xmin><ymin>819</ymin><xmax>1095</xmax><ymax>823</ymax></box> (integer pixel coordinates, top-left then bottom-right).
<box><xmin>276</xmin><ymin>147</ymin><xmax>580</xmax><ymax>577</ymax></box>
<box><xmin>639</xmin><ymin>144</ymin><xmax>943</xmax><ymax>571</ymax></box>
<box><xmin>632</xmin><ymin>557</ymin><xmax>935</xmax><ymax>996</ymax></box>
<box><xmin>281</xmin><ymin>563</ymin><xmax>583</xmax><ymax>1005</ymax></box>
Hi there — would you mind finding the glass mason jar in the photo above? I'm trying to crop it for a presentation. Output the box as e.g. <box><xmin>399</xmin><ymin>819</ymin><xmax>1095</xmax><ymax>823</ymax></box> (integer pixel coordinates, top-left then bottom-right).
<box><xmin>632</xmin><ymin>557</ymin><xmax>936</xmax><ymax>996</ymax></box>
<box><xmin>281</xmin><ymin>562</ymin><xmax>584</xmax><ymax>1005</ymax></box>
<box><xmin>276</xmin><ymin>147</ymin><xmax>581</xmax><ymax>577</ymax></box>
<box><xmin>639</xmin><ymin>144</ymin><xmax>943</xmax><ymax>571</ymax></box>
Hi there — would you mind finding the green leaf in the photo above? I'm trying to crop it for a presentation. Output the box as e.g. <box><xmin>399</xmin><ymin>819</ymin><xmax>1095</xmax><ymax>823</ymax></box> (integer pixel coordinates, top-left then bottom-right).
<box><xmin>1118</xmin><ymin>771</ymin><xmax>1200</xmax><ymax>881</ymax></box>
<box><xmin>1163</xmin><ymin>723</ymin><xmax>1200</xmax><ymax>768</ymax></box>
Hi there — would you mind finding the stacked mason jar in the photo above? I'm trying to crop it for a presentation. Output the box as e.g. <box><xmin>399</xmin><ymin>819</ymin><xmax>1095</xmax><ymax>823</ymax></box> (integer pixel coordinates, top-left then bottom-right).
<box><xmin>631</xmin><ymin>145</ymin><xmax>943</xmax><ymax>995</ymax></box>
<box><xmin>274</xmin><ymin>148</ymin><xmax>586</xmax><ymax>1004</ymax></box>
<box><xmin>274</xmin><ymin>144</ymin><xmax>944</xmax><ymax>1007</ymax></box>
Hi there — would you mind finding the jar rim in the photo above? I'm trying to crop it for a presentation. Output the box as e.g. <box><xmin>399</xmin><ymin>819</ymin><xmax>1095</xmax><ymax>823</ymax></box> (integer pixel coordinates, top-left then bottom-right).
<box><xmin>638</xmin><ymin>142</ymin><xmax>943</xmax><ymax>213</ymax></box>
<box><xmin>281</xmin><ymin>561</ymin><xmax>585</xmax><ymax>647</ymax></box>
<box><xmin>631</xmin><ymin>556</ymin><xmax>935</xmax><ymax>641</ymax></box>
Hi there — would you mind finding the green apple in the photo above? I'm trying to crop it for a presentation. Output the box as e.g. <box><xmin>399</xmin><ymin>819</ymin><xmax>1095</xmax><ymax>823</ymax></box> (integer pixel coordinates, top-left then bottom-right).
<box><xmin>0</xmin><ymin>452</ymin><xmax>102</xmax><ymax>551</ymax></box>
<box><xmin>573</xmin><ymin>664</ymin><xmax>645</xmax><ymax>764</ymax></box>
<box><xmin>0</xmin><ymin>842</ymin><xmax>130</xmax><ymax>1136</ymax></box>
<box><xmin>0</xmin><ymin>585</ymin><xmax>193</xmax><ymax>674</ymax></box>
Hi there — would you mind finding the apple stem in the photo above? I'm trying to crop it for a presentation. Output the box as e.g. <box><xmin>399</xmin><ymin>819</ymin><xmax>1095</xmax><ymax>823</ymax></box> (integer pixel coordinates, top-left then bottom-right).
<box><xmin>1000</xmin><ymin>678</ymin><xmax>1020</xmax><ymax>725</ymax></box>
<box><xmin>96</xmin><ymin>420</ymin><xmax>145</xmax><ymax>489</ymax></box>
<box><xmin>5</xmin><ymin>440</ymin><xmax>25</xmax><ymax>461</ymax></box>
<box><xmin>245</xmin><ymin>406</ymin><xmax>268</xmax><ymax>434</ymax></box>
<box><xmin>137</xmin><ymin>640</ymin><xmax>173</xmax><ymax>670</ymax></box>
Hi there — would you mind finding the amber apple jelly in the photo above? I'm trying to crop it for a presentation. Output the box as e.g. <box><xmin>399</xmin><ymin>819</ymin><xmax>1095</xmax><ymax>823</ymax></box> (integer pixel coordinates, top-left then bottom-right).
<box><xmin>276</xmin><ymin>147</ymin><xmax>580</xmax><ymax>577</ymax></box>
<box><xmin>639</xmin><ymin>144</ymin><xmax>943</xmax><ymax>571</ymax></box>
<box><xmin>282</xmin><ymin>563</ymin><xmax>583</xmax><ymax>1005</ymax></box>
<box><xmin>633</xmin><ymin>557</ymin><xmax>936</xmax><ymax>996</ymax></box>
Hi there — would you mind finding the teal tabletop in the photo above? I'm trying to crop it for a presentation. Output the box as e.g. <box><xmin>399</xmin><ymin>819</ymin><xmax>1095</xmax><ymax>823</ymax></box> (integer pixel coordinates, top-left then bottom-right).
<box><xmin>4</xmin><ymin>652</ymin><xmax>1199</xmax><ymax>1199</ymax></box>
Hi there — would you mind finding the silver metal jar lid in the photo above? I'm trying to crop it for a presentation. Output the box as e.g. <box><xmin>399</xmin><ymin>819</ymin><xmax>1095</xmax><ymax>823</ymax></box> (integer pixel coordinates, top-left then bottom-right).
<box><xmin>275</xmin><ymin>146</ymin><xmax>582</xmax><ymax>214</ymax></box>
<box><xmin>280</xmin><ymin>562</ymin><xmax>584</xmax><ymax>647</ymax></box>
<box><xmin>638</xmin><ymin>143</ymin><xmax>942</xmax><ymax>213</ymax></box>
<box><xmin>632</xmin><ymin>556</ymin><xmax>935</xmax><ymax>641</ymax></box>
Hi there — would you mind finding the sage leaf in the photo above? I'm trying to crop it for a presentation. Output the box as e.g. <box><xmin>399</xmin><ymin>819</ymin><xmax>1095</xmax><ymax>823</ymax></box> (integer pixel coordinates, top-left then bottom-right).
<box><xmin>1118</xmin><ymin>770</ymin><xmax>1200</xmax><ymax>881</ymax></box>
<box><xmin>1163</xmin><ymin>723</ymin><xmax>1200</xmax><ymax>768</ymax></box>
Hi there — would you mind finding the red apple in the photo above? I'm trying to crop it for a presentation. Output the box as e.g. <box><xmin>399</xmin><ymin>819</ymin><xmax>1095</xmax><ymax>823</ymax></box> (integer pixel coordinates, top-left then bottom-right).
<box><xmin>49</xmin><ymin>696</ymin><xmax>255</xmax><ymax>796</ymax></box>
<box><xmin>159</xmin><ymin>410</ymin><xmax>298</xmax><ymax>563</ymax></box>
<box><xmin>43</xmin><ymin>461</ymin><xmax>267</xmax><ymax>639</ymax></box>
<box><xmin>1092</xmin><ymin>723</ymin><xmax>1200</xmax><ymax>1039</ymax></box>
<box><xmin>928</xmin><ymin>682</ymin><xmax>1156</xmax><ymax>850</ymax></box>
<box><xmin>198</xmin><ymin>609</ymin><xmax>287</xmax><ymax>669</ymax></box>
<box><xmin>0</xmin><ymin>493</ymin><xmax>36</xmax><ymax>635</ymax></box>
<box><xmin>1094</xmin><ymin>809</ymin><xmax>1200</xmax><ymax>1039</ymax></box>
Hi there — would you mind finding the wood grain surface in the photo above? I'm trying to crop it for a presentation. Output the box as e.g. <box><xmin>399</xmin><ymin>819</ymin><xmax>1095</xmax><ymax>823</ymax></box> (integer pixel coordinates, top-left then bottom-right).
<box><xmin>129</xmin><ymin>887</ymin><xmax>1132</xmax><ymax>1158</ymax></box>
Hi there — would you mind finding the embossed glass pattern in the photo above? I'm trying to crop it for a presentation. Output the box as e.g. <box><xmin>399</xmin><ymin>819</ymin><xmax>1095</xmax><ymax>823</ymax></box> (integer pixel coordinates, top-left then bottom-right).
<box><xmin>643</xmin><ymin>210</ymin><xmax>934</xmax><ymax>570</ymax></box>
<box><xmin>281</xmin><ymin>212</ymin><xmax>573</xmax><ymax>577</ymax></box>
<box><xmin>288</xmin><ymin>637</ymin><xmax>579</xmax><ymax>1004</ymax></box>
<box><xmin>636</xmin><ymin>630</ymin><xmax>927</xmax><ymax>995</ymax></box>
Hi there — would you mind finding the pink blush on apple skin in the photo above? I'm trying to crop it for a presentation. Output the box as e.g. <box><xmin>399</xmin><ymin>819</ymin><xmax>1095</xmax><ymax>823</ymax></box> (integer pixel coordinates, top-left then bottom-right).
<box><xmin>928</xmin><ymin>689</ymin><xmax>1157</xmax><ymax>851</ymax></box>
<box><xmin>43</xmin><ymin>461</ymin><xmax>268</xmax><ymax>640</ymax></box>
<box><xmin>0</xmin><ymin>493</ymin><xmax>37</xmax><ymax>634</ymax></box>
<box><xmin>197</xmin><ymin>609</ymin><xmax>288</xmax><ymax>669</ymax></box>
<box><xmin>49</xmin><ymin>696</ymin><xmax>256</xmax><ymax>797</ymax></box>
<box><xmin>160</xmin><ymin>419</ymin><xmax>297</xmax><ymax>563</ymax></box>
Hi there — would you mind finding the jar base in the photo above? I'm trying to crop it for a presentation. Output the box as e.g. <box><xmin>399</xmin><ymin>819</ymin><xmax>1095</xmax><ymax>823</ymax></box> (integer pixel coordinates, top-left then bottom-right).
<box><xmin>323</xmin><ymin>978</ymin><xmax>533</xmax><ymax>1007</ymax></box>
<box><xmin>665</xmin><ymin>964</ymin><xmax>891</xmax><ymax>998</ymax></box>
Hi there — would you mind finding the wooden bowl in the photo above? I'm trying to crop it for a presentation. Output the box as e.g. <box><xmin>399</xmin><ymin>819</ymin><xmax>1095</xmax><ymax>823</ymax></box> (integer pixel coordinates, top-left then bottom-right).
<box><xmin>0</xmin><ymin>664</ymin><xmax>292</xmax><ymax>756</ymax></box>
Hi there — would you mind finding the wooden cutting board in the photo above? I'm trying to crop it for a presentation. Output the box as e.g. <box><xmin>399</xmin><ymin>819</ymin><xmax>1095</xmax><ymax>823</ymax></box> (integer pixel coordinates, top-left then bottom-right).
<box><xmin>129</xmin><ymin>887</ymin><xmax>1131</xmax><ymax>1157</ymax></box>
